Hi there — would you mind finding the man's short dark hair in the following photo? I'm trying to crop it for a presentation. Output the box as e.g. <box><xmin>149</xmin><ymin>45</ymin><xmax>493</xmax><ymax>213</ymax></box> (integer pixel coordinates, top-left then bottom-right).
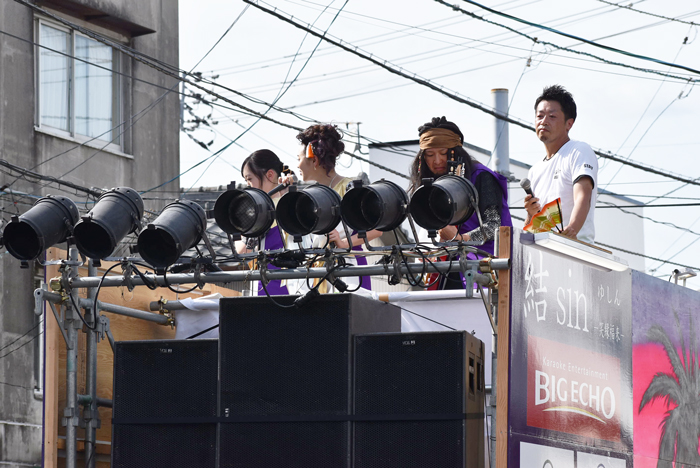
<box><xmin>535</xmin><ymin>85</ymin><xmax>577</xmax><ymax>121</ymax></box>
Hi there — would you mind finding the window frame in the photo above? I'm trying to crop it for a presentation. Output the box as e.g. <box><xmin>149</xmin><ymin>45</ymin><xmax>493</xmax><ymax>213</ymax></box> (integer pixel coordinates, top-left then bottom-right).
<box><xmin>35</xmin><ymin>17</ymin><xmax>123</xmax><ymax>152</ymax></box>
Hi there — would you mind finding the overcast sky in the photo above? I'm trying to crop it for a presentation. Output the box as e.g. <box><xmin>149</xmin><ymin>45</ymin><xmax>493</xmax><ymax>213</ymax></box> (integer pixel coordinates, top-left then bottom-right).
<box><xmin>178</xmin><ymin>0</ymin><xmax>700</xmax><ymax>286</ymax></box>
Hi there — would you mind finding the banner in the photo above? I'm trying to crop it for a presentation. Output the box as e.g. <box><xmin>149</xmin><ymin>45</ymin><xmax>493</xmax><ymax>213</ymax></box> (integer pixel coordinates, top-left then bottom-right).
<box><xmin>508</xmin><ymin>231</ymin><xmax>633</xmax><ymax>466</ymax></box>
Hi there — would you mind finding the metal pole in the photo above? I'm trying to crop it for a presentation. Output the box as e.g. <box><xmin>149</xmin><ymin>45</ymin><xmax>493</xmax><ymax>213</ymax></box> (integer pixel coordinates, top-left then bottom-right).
<box><xmin>491</xmin><ymin>88</ymin><xmax>510</xmax><ymax>177</ymax></box>
<box><xmin>84</xmin><ymin>260</ymin><xmax>98</xmax><ymax>468</ymax></box>
<box><xmin>79</xmin><ymin>299</ymin><xmax>170</xmax><ymax>325</ymax></box>
<box><xmin>64</xmin><ymin>248</ymin><xmax>80</xmax><ymax>468</ymax></box>
<box><xmin>489</xmin><ymin>289</ymin><xmax>498</xmax><ymax>468</ymax></box>
<box><xmin>71</xmin><ymin>259</ymin><xmax>509</xmax><ymax>289</ymax></box>
<box><xmin>148</xmin><ymin>289</ymin><xmax>481</xmax><ymax>311</ymax></box>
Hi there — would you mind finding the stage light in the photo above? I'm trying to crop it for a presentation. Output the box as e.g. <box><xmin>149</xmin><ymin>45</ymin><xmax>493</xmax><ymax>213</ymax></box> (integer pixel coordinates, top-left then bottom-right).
<box><xmin>213</xmin><ymin>187</ymin><xmax>275</xmax><ymax>238</ymax></box>
<box><xmin>137</xmin><ymin>200</ymin><xmax>207</xmax><ymax>268</ymax></box>
<box><xmin>2</xmin><ymin>195</ymin><xmax>80</xmax><ymax>261</ymax></box>
<box><xmin>341</xmin><ymin>179</ymin><xmax>408</xmax><ymax>233</ymax></box>
<box><xmin>73</xmin><ymin>187</ymin><xmax>144</xmax><ymax>260</ymax></box>
<box><xmin>409</xmin><ymin>175</ymin><xmax>479</xmax><ymax>231</ymax></box>
<box><xmin>276</xmin><ymin>184</ymin><xmax>341</xmax><ymax>239</ymax></box>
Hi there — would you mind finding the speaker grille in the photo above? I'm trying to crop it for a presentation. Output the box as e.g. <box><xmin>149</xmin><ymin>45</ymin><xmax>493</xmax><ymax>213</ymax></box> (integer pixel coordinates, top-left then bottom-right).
<box><xmin>354</xmin><ymin>332</ymin><xmax>465</xmax><ymax>415</ymax></box>
<box><xmin>354</xmin><ymin>331</ymin><xmax>473</xmax><ymax>468</ymax></box>
<box><xmin>354</xmin><ymin>421</ymin><xmax>464</xmax><ymax>468</ymax></box>
<box><xmin>112</xmin><ymin>424</ymin><xmax>216</xmax><ymax>468</ymax></box>
<box><xmin>219</xmin><ymin>422</ymin><xmax>349</xmax><ymax>468</ymax></box>
<box><xmin>220</xmin><ymin>295</ymin><xmax>351</xmax><ymax>415</ymax></box>
<box><xmin>113</xmin><ymin>340</ymin><xmax>218</xmax><ymax>419</ymax></box>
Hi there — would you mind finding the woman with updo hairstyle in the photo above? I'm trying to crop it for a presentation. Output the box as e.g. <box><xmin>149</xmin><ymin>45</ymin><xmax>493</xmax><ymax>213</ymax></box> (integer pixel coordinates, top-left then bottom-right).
<box><xmin>238</xmin><ymin>149</ymin><xmax>293</xmax><ymax>295</ymax></box>
<box><xmin>283</xmin><ymin>124</ymin><xmax>382</xmax><ymax>291</ymax></box>
<box><xmin>410</xmin><ymin>117</ymin><xmax>512</xmax><ymax>288</ymax></box>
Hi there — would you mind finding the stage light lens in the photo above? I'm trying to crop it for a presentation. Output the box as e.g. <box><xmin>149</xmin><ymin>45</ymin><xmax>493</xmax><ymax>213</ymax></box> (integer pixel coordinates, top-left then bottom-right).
<box><xmin>2</xmin><ymin>195</ymin><xmax>79</xmax><ymax>260</ymax></box>
<box><xmin>214</xmin><ymin>187</ymin><xmax>275</xmax><ymax>238</ymax></box>
<box><xmin>276</xmin><ymin>184</ymin><xmax>341</xmax><ymax>237</ymax></box>
<box><xmin>73</xmin><ymin>187</ymin><xmax>144</xmax><ymax>260</ymax></box>
<box><xmin>409</xmin><ymin>175</ymin><xmax>479</xmax><ymax>231</ymax></box>
<box><xmin>137</xmin><ymin>200</ymin><xmax>207</xmax><ymax>268</ymax></box>
<box><xmin>341</xmin><ymin>180</ymin><xmax>408</xmax><ymax>232</ymax></box>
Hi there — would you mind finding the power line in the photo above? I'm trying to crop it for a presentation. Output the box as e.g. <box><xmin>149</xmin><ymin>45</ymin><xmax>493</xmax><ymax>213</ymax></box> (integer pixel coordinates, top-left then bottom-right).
<box><xmin>242</xmin><ymin>0</ymin><xmax>700</xmax><ymax>189</ymax></box>
<box><xmin>597</xmin><ymin>199</ymin><xmax>700</xmax><ymax>237</ymax></box>
<box><xmin>16</xmin><ymin>0</ymin><xmax>700</xmax><ymax>206</ymax></box>
<box><xmin>455</xmin><ymin>0</ymin><xmax>700</xmax><ymax>77</ymax></box>
<box><xmin>594</xmin><ymin>0</ymin><xmax>699</xmax><ymax>27</ymax></box>
<box><xmin>186</xmin><ymin>0</ymin><xmax>349</xmax><ymax>191</ymax></box>
<box><xmin>435</xmin><ymin>0</ymin><xmax>696</xmax><ymax>82</ymax></box>
<box><xmin>510</xmin><ymin>213</ymin><xmax>700</xmax><ymax>271</ymax></box>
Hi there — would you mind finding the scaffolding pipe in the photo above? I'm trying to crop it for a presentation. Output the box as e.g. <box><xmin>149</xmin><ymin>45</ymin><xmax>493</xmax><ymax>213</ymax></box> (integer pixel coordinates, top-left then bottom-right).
<box><xmin>65</xmin><ymin>250</ymin><xmax>80</xmax><ymax>468</ymax></box>
<box><xmin>77</xmin><ymin>394</ymin><xmax>113</xmax><ymax>408</ymax></box>
<box><xmin>79</xmin><ymin>299</ymin><xmax>170</xmax><ymax>325</ymax></box>
<box><xmin>148</xmin><ymin>289</ymin><xmax>482</xmax><ymax>311</ymax></box>
<box><xmin>84</xmin><ymin>261</ymin><xmax>98</xmax><ymax>468</ymax></box>
<box><xmin>71</xmin><ymin>259</ymin><xmax>509</xmax><ymax>289</ymax></box>
<box><xmin>34</xmin><ymin>288</ymin><xmax>63</xmax><ymax>305</ymax></box>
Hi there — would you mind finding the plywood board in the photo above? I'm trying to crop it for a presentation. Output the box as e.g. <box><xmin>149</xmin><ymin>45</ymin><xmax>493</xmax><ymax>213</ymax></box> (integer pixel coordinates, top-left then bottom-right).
<box><xmin>47</xmin><ymin>249</ymin><xmax>239</xmax><ymax>465</ymax></box>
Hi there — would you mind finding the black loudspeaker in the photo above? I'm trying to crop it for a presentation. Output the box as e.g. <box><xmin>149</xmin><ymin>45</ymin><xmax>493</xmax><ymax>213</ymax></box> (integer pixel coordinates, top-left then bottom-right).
<box><xmin>111</xmin><ymin>339</ymin><xmax>218</xmax><ymax>468</ymax></box>
<box><xmin>354</xmin><ymin>331</ymin><xmax>485</xmax><ymax>468</ymax></box>
<box><xmin>218</xmin><ymin>294</ymin><xmax>401</xmax><ymax>468</ymax></box>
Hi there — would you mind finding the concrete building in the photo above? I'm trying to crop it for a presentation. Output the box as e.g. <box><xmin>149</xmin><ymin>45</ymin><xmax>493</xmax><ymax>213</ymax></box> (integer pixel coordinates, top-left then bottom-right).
<box><xmin>0</xmin><ymin>0</ymin><xmax>179</xmax><ymax>465</ymax></box>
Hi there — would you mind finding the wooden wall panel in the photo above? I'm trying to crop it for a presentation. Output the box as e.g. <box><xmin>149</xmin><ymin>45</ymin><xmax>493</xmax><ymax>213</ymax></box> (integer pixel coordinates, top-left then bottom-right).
<box><xmin>45</xmin><ymin>249</ymin><xmax>239</xmax><ymax>466</ymax></box>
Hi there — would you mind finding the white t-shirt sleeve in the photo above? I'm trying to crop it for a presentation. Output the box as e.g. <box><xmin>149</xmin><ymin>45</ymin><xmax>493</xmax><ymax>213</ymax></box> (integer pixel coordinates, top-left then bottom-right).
<box><xmin>570</xmin><ymin>143</ymin><xmax>598</xmax><ymax>189</ymax></box>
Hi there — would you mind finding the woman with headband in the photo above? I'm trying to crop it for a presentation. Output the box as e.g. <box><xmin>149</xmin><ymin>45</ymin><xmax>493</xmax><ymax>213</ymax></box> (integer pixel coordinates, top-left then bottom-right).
<box><xmin>283</xmin><ymin>123</ymin><xmax>381</xmax><ymax>291</ymax></box>
<box><xmin>409</xmin><ymin>116</ymin><xmax>512</xmax><ymax>288</ymax></box>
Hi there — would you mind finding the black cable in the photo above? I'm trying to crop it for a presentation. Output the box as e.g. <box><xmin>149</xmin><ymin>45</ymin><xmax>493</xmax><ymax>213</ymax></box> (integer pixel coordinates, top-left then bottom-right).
<box><xmin>130</xmin><ymin>264</ymin><xmax>160</xmax><ymax>290</ymax></box>
<box><xmin>0</xmin><ymin>380</ymin><xmax>35</xmax><ymax>390</ymax></box>
<box><xmin>0</xmin><ymin>330</ymin><xmax>43</xmax><ymax>360</ymax></box>
<box><xmin>455</xmin><ymin>0</ymin><xmax>700</xmax><ymax>77</ymax></box>
<box><xmin>0</xmin><ymin>322</ymin><xmax>40</xmax><ymax>353</ymax></box>
<box><xmin>92</xmin><ymin>262</ymin><xmax>127</xmax><ymax>329</ymax></box>
<box><xmin>186</xmin><ymin>324</ymin><xmax>220</xmax><ymax>340</ymax></box>
<box><xmin>595</xmin><ymin>0</ymin><xmax>698</xmax><ymax>27</ymax></box>
<box><xmin>237</xmin><ymin>0</ymin><xmax>700</xmax><ymax>189</ymax></box>
<box><xmin>163</xmin><ymin>268</ymin><xmax>200</xmax><ymax>294</ymax></box>
<box><xmin>397</xmin><ymin>305</ymin><xmax>456</xmax><ymax>331</ymax></box>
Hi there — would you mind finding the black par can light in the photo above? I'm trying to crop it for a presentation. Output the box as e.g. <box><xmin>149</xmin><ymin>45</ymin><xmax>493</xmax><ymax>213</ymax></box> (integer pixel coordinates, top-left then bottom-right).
<box><xmin>213</xmin><ymin>187</ymin><xmax>276</xmax><ymax>238</ymax></box>
<box><xmin>137</xmin><ymin>200</ymin><xmax>207</xmax><ymax>268</ymax></box>
<box><xmin>73</xmin><ymin>187</ymin><xmax>144</xmax><ymax>260</ymax></box>
<box><xmin>341</xmin><ymin>179</ymin><xmax>408</xmax><ymax>233</ymax></box>
<box><xmin>276</xmin><ymin>184</ymin><xmax>341</xmax><ymax>239</ymax></box>
<box><xmin>409</xmin><ymin>175</ymin><xmax>479</xmax><ymax>231</ymax></box>
<box><xmin>2</xmin><ymin>195</ymin><xmax>79</xmax><ymax>260</ymax></box>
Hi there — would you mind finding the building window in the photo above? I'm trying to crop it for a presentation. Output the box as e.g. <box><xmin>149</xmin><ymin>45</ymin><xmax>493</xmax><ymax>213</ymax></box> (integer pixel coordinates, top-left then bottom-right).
<box><xmin>37</xmin><ymin>20</ymin><xmax>120</xmax><ymax>146</ymax></box>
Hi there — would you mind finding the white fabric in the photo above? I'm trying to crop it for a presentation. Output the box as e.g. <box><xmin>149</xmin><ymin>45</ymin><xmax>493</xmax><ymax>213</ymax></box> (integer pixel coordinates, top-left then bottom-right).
<box><xmin>528</xmin><ymin>140</ymin><xmax>598</xmax><ymax>244</ymax></box>
<box><xmin>173</xmin><ymin>293</ymin><xmax>223</xmax><ymax>339</ymax></box>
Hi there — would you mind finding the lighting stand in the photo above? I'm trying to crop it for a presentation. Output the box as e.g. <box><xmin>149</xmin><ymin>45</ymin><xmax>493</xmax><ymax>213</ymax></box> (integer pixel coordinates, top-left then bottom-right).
<box><xmin>37</xmin><ymin>246</ymin><xmax>509</xmax><ymax>468</ymax></box>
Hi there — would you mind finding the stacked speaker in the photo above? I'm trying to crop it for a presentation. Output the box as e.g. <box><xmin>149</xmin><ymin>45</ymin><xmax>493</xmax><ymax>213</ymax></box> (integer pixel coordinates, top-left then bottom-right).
<box><xmin>111</xmin><ymin>294</ymin><xmax>485</xmax><ymax>468</ymax></box>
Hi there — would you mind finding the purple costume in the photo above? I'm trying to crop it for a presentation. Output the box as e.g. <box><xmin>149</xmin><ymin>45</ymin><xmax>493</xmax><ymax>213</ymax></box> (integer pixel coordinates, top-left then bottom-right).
<box><xmin>459</xmin><ymin>163</ymin><xmax>512</xmax><ymax>257</ymax></box>
<box><xmin>257</xmin><ymin>225</ymin><xmax>290</xmax><ymax>296</ymax></box>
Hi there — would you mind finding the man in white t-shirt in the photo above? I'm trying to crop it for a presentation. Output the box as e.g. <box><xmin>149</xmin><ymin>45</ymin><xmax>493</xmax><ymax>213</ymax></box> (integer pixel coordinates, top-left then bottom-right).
<box><xmin>524</xmin><ymin>85</ymin><xmax>598</xmax><ymax>244</ymax></box>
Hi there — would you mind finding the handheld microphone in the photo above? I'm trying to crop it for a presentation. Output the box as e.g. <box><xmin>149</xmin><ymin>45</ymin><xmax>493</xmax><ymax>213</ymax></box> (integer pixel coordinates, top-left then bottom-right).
<box><xmin>267</xmin><ymin>182</ymin><xmax>288</xmax><ymax>197</ymax></box>
<box><xmin>267</xmin><ymin>179</ymin><xmax>317</xmax><ymax>196</ymax></box>
<box><xmin>520</xmin><ymin>178</ymin><xmax>535</xmax><ymax>198</ymax></box>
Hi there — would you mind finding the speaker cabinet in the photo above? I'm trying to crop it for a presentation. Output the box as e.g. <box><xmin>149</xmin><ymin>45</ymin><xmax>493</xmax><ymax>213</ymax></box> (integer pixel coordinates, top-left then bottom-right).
<box><xmin>354</xmin><ymin>331</ymin><xmax>485</xmax><ymax>468</ymax></box>
<box><xmin>218</xmin><ymin>294</ymin><xmax>401</xmax><ymax>468</ymax></box>
<box><xmin>112</xmin><ymin>339</ymin><xmax>218</xmax><ymax>468</ymax></box>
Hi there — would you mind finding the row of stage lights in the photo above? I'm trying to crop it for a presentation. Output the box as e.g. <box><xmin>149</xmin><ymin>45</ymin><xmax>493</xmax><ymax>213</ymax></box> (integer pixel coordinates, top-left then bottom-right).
<box><xmin>0</xmin><ymin>175</ymin><xmax>480</xmax><ymax>269</ymax></box>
